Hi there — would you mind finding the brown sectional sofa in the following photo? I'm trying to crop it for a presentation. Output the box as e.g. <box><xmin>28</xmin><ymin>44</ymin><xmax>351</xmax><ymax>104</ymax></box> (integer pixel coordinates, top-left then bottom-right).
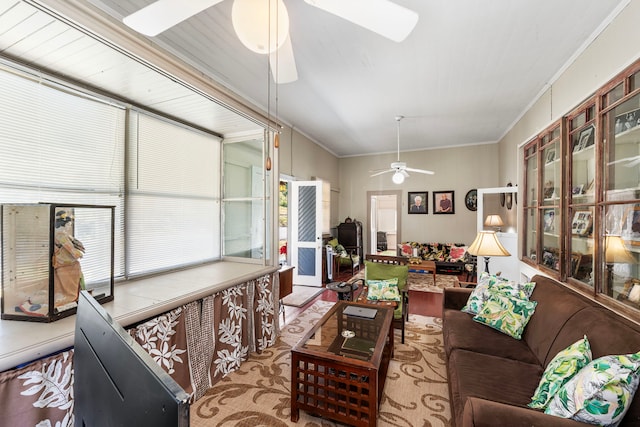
<box><xmin>443</xmin><ymin>274</ymin><xmax>640</xmax><ymax>427</ymax></box>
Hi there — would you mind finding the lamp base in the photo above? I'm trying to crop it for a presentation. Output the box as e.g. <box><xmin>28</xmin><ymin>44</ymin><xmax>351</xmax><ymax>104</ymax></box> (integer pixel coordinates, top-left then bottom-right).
<box><xmin>483</xmin><ymin>257</ymin><xmax>490</xmax><ymax>275</ymax></box>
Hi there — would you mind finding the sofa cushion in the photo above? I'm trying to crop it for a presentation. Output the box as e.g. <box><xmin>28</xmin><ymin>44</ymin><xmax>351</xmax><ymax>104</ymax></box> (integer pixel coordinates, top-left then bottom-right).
<box><xmin>545</xmin><ymin>352</ymin><xmax>640</xmax><ymax>426</ymax></box>
<box><xmin>473</xmin><ymin>291</ymin><xmax>538</xmax><ymax>340</ymax></box>
<box><xmin>447</xmin><ymin>349</ymin><xmax>544</xmax><ymax>427</ymax></box>
<box><xmin>366</xmin><ymin>278</ymin><xmax>400</xmax><ymax>301</ymax></box>
<box><xmin>529</xmin><ymin>335</ymin><xmax>592</xmax><ymax>410</ymax></box>
<box><xmin>442</xmin><ymin>308</ymin><xmax>540</xmax><ymax>364</ymax></box>
<box><xmin>522</xmin><ymin>275</ymin><xmax>593</xmax><ymax>366</ymax></box>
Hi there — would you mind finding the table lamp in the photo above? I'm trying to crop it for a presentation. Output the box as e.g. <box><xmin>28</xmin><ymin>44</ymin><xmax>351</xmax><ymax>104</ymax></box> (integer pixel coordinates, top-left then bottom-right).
<box><xmin>605</xmin><ymin>235</ymin><xmax>635</xmax><ymax>294</ymax></box>
<box><xmin>484</xmin><ymin>215</ymin><xmax>504</xmax><ymax>232</ymax></box>
<box><xmin>467</xmin><ymin>230</ymin><xmax>511</xmax><ymax>274</ymax></box>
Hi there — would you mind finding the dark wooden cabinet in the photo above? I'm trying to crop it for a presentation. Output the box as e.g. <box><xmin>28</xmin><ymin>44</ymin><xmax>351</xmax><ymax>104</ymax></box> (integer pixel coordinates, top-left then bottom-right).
<box><xmin>279</xmin><ymin>265</ymin><xmax>294</xmax><ymax>299</ymax></box>
<box><xmin>337</xmin><ymin>220</ymin><xmax>363</xmax><ymax>260</ymax></box>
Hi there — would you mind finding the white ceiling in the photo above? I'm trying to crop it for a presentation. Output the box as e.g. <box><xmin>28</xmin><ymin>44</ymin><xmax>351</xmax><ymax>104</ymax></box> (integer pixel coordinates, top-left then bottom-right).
<box><xmin>0</xmin><ymin>0</ymin><xmax>630</xmax><ymax>157</ymax></box>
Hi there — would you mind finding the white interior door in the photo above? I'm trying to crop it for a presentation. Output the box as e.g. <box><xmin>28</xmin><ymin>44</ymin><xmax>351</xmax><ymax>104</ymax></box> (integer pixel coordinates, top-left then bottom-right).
<box><xmin>291</xmin><ymin>181</ymin><xmax>322</xmax><ymax>286</ymax></box>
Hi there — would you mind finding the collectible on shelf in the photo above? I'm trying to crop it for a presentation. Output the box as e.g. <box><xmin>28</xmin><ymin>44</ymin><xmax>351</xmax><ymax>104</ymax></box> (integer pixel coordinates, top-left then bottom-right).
<box><xmin>1</xmin><ymin>203</ymin><xmax>114</xmax><ymax>322</ymax></box>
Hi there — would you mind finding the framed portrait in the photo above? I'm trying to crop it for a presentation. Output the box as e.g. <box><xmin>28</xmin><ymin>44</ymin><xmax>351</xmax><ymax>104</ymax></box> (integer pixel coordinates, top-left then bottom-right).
<box><xmin>408</xmin><ymin>191</ymin><xmax>428</xmax><ymax>214</ymax></box>
<box><xmin>571</xmin><ymin>209</ymin><xmax>593</xmax><ymax>236</ymax></box>
<box><xmin>614</xmin><ymin>107</ymin><xmax>640</xmax><ymax>135</ymax></box>
<box><xmin>621</xmin><ymin>205</ymin><xmax>640</xmax><ymax>245</ymax></box>
<box><xmin>464</xmin><ymin>189</ymin><xmax>477</xmax><ymax>211</ymax></box>
<box><xmin>433</xmin><ymin>191</ymin><xmax>454</xmax><ymax>214</ymax></box>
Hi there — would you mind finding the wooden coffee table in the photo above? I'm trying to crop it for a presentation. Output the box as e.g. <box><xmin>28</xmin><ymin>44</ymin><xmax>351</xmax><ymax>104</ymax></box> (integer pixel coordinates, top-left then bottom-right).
<box><xmin>409</xmin><ymin>260</ymin><xmax>437</xmax><ymax>283</ymax></box>
<box><xmin>291</xmin><ymin>301</ymin><xmax>394</xmax><ymax>427</ymax></box>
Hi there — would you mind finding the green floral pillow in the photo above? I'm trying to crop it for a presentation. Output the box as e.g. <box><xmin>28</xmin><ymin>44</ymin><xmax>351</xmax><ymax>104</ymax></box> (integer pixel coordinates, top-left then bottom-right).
<box><xmin>462</xmin><ymin>272</ymin><xmax>535</xmax><ymax>314</ymax></box>
<box><xmin>529</xmin><ymin>335</ymin><xmax>592</xmax><ymax>409</ymax></box>
<box><xmin>366</xmin><ymin>278</ymin><xmax>400</xmax><ymax>301</ymax></box>
<box><xmin>472</xmin><ymin>290</ymin><xmax>537</xmax><ymax>340</ymax></box>
<box><xmin>545</xmin><ymin>352</ymin><xmax>640</xmax><ymax>426</ymax></box>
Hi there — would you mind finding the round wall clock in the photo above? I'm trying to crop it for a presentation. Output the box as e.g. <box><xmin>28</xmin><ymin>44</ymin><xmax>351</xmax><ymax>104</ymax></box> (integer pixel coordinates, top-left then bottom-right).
<box><xmin>465</xmin><ymin>189</ymin><xmax>477</xmax><ymax>211</ymax></box>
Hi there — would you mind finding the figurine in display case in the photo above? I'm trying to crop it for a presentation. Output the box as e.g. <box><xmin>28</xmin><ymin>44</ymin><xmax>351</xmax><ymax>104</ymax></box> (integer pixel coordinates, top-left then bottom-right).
<box><xmin>2</xmin><ymin>203</ymin><xmax>114</xmax><ymax>322</ymax></box>
<box><xmin>52</xmin><ymin>210</ymin><xmax>85</xmax><ymax>310</ymax></box>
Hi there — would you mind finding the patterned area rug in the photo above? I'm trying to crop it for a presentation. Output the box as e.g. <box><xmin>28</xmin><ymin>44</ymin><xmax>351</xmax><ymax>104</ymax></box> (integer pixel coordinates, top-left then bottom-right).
<box><xmin>191</xmin><ymin>301</ymin><xmax>451</xmax><ymax>426</ymax></box>
<box><xmin>281</xmin><ymin>285</ymin><xmax>326</xmax><ymax>307</ymax></box>
<box><xmin>350</xmin><ymin>270</ymin><xmax>459</xmax><ymax>293</ymax></box>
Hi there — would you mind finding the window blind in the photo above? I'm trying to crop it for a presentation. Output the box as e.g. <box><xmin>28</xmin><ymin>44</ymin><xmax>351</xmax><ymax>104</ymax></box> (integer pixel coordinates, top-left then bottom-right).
<box><xmin>0</xmin><ymin>67</ymin><xmax>126</xmax><ymax>281</ymax></box>
<box><xmin>127</xmin><ymin>112</ymin><xmax>221</xmax><ymax>276</ymax></box>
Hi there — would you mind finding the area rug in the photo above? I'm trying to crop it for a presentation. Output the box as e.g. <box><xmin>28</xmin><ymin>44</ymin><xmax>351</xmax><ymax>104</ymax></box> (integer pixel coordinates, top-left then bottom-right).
<box><xmin>281</xmin><ymin>285</ymin><xmax>326</xmax><ymax>307</ymax></box>
<box><xmin>190</xmin><ymin>301</ymin><xmax>451</xmax><ymax>427</ymax></box>
<box><xmin>349</xmin><ymin>270</ymin><xmax>458</xmax><ymax>293</ymax></box>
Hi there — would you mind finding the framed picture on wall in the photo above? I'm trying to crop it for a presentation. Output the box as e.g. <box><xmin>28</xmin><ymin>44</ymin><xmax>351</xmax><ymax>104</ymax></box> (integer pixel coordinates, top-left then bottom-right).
<box><xmin>433</xmin><ymin>191</ymin><xmax>455</xmax><ymax>214</ymax></box>
<box><xmin>408</xmin><ymin>192</ymin><xmax>428</xmax><ymax>214</ymax></box>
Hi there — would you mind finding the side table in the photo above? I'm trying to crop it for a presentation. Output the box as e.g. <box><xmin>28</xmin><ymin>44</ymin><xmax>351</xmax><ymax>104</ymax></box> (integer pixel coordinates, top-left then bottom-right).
<box><xmin>326</xmin><ymin>281</ymin><xmax>359</xmax><ymax>301</ymax></box>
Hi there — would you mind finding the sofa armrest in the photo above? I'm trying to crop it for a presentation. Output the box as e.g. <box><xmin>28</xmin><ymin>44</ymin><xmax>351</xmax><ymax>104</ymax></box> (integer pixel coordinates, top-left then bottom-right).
<box><xmin>462</xmin><ymin>397</ymin><xmax>589</xmax><ymax>427</ymax></box>
<box><xmin>443</xmin><ymin>287</ymin><xmax>472</xmax><ymax>310</ymax></box>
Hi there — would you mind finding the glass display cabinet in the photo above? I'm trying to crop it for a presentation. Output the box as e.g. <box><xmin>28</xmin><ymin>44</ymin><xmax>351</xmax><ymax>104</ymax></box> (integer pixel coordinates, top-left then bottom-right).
<box><xmin>1</xmin><ymin>203</ymin><xmax>114</xmax><ymax>322</ymax></box>
<box><xmin>601</xmin><ymin>71</ymin><xmax>640</xmax><ymax>304</ymax></box>
<box><xmin>523</xmin><ymin>59</ymin><xmax>640</xmax><ymax>317</ymax></box>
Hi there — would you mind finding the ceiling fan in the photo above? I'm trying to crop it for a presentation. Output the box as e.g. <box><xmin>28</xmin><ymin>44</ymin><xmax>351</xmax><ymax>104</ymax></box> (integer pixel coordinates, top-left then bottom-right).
<box><xmin>122</xmin><ymin>0</ymin><xmax>419</xmax><ymax>84</ymax></box>
<box><xmin>370</xmin><ymin>116</ymin><xmax>435</xmax><ymax>184</ymax></box>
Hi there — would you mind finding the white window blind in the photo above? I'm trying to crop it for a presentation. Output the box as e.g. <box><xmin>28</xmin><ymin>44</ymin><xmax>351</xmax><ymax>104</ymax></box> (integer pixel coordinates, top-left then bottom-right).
<box><xmin>127</xmin><ymin>112</ymin><xmax>221</xmax><ymax>276</ymax></box>
<box><xmin>0</xmin><ymin>67</ymin><xmax>126</xmax><ymax>280</ymax></box>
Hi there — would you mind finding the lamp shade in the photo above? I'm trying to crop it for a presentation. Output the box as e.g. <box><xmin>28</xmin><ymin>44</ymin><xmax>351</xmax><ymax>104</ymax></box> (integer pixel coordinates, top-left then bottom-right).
<box><xmin>484</xmin><ymin>215</ymin><xmax>504</xmax><ymax>227</ymax></box>
<box><xmin>467</xmin><ymin>231</ymin><xmax>511</xmax><ymax>257</ymax></box>
<box><xmin>232</xmin><ymin>0</ymin><xmax>290</xmax><ymax>54</ymax></box>
<box><xmin>605</xmin><ymin>235</ymin><xmax>635</xmax><ymax>264</ymax></box>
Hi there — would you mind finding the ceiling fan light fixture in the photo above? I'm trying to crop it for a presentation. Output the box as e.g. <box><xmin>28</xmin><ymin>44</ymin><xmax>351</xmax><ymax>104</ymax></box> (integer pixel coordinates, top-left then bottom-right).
<box><xmin>232</xmin><ymin>0</ymin><xmax>290</xmax><ymax>54</ymax></box>
<box><xmin>392</xmin><ymin>171</ymin><xmax>405</xmax><ymax>184</ymax></box>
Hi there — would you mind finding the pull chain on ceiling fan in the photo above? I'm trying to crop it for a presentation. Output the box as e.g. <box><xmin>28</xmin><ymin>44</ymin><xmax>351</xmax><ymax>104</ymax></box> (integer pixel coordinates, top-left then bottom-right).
<box><xmin>369</xmin><ymin>115</ymin><xmax>434</xmax><ymax>184</ymax></box>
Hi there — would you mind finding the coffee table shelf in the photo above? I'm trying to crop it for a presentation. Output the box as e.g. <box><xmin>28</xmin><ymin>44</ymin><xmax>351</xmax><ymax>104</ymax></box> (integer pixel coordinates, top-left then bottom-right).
<box><xmin>291</xmin><ymin>301</ymin><xmax>394</xmax><ymax>427</ymax></box>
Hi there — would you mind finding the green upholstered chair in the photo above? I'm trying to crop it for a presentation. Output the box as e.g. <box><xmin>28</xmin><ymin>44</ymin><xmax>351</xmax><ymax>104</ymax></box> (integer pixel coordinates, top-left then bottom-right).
<box><xmin>361</xmin><ymin>255</ymin><xmax>410</xmax><ymax>343</ymax></box>
<box><xmin>327</xmin><ymin>238</ymin><xmax>360</xmax><ymax>276</ymax></box>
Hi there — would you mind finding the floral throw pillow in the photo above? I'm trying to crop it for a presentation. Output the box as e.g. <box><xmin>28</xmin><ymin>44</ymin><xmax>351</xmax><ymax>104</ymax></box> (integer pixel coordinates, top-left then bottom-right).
<box><xmin>461</xmin><ymin>273</ymin><xmax>510</xmax><ymax>315</ymax></box>
<box><xmin>529</xmin><ymin>335</ymin><xmax>592</xmax><ymax>409</ymax></box>
<box><xmin>545</xmin><ymin>352</ymin><xmax>640</xmax><ymax>426</ymax></box>
<box><xmin>366</xmin><ymin>278</ymin><xmax>401</xmax><ymax>302</ymax></box>
<box><xmin>472</xmin><ymin>290</ymin><xmax>537</xmax><ymax>340</ymax></box>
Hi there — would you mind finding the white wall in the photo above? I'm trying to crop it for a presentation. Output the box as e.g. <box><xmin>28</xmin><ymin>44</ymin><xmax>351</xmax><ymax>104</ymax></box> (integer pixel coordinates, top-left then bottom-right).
<box><xmin>338</xmin><ymin>143</ymin><xmax>499</xmax><ymax>250</ymax></box>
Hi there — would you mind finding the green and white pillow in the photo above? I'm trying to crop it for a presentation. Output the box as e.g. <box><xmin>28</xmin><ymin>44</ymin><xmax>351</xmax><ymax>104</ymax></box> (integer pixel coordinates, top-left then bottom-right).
<box><xmin>529</xmin><ymin>335</ymin><xmax>592</xmax><ymax>409</ymax></box>
<box><xmin>462</xmin><ymin>272</ymin><xmax>535</xmax><ymax>315</ymax></box>
<box><xmin>366</xmin><ymin>278</ymin><xmax>401</xmax><ymax>302</ymax></box>
<box><xmin>545</xmin><ymin>352</ymin><xmax>640</xmax><ymax>426</ymax></box>
<box><xmin>472</xmin><ymin>290</ymin><xmax>537</xmax><ymax>340</ymax></box>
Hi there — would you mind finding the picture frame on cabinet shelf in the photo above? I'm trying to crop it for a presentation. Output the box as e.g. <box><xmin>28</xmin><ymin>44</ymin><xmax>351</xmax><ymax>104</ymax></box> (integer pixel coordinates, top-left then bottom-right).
<box><xmin>545</xmin><ymin>149</ymin><xmax>556</xmax><ymax>164</ymax></box>
<box><xmin>571</xmin><ymin>210</ymin><xmax>593</xmax><ymax>236</ymax></box>
<box><xmin>621</xmin><ymin>205</ymin><xmax>640</xmax><ymax>246</ymax></box>
<box><xmin>574</xmin><ymin>125</ymin><xmax>595</xmax><ymax>152</ymax></box>
<box><xmin>543</xmin><ymin>209</ymin><xmax>556</xmax><ymax>233</ymax></box>
<box><xmin>572</xmin><ymin>185</ymin><xmax>584</xmax><ymax>196</ymax></box>
<box><xmin>570</xmin><ymin>253</ymin><xmax>582</xmax><ymax>277</ymax></box>
<box><xmin>614</xmin><ymin>108</ymin><xmax>640</xmax><ymax>135</ymax></box>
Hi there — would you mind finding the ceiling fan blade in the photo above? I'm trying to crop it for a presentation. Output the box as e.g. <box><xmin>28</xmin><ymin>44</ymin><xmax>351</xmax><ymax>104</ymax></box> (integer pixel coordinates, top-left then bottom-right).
<box><xmin>304</xmin><ymin>0</ymin><xmax>418</xmax><ymax>42</ymax></box>
<box><xmin>123</xmin><ymin>0</ymin><xmax>224</xmax><ymax>37</ymax></box>
<box><xmin>401</xmin><ymin>169</ymin><xmax>410</xmax><ymax>178</ymax></box>
<box><xmin>269</xmin><ymin>34</ymin><xmax>298</xmax><ymax>84</ymax></box>
<box><xmin>405</xmin><ymin>167</ymin><xmax>435</xmax><ymax>175</ymax></box>
<box><xmin>370</xmin><ymin>169</ymin><xmax>394</xmax><ymax>177</ymax></box>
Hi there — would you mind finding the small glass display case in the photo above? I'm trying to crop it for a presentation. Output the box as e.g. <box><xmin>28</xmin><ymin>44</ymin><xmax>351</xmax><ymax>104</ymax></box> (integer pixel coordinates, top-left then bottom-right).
<box><xmin>1</xmin><ymin>203</ymin><xmax>114</xmax><ymax>322</ymax></box>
